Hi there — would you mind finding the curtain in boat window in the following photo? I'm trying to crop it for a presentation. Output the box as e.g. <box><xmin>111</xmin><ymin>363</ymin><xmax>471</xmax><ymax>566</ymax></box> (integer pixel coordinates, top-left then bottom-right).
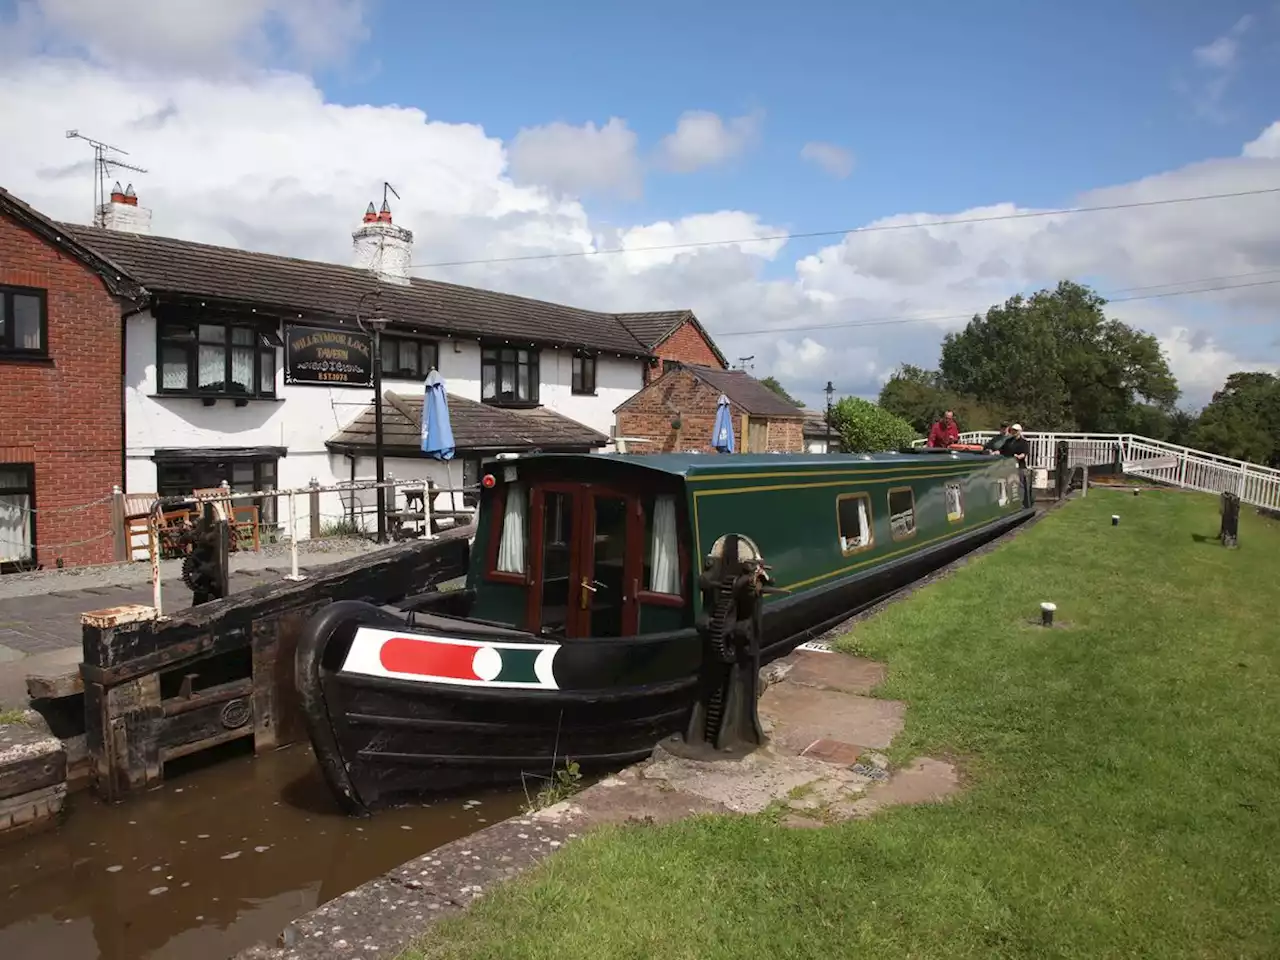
<box><xmin>648</xmin><ymin>494</ymin><xmax>680</xmax><ymax>594</ymax></box>
<box><xmin>496</xmin><ymin>483</ymin><xmax>527</xmax><ymax>574</ymax></box>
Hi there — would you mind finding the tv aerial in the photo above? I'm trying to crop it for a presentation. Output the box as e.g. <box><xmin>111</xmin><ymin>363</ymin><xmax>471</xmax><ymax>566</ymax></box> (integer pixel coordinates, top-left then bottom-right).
<box><xmin>66</xmin><ymin>130</ymin><xmax>148</xmax><ymax>227</ymax></box>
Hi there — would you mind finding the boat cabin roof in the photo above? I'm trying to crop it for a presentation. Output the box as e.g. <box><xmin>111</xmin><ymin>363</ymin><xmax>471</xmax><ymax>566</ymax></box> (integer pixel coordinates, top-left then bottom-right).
<box><xmin>490</xmin><ymin>449</ymin><xmax>993</xmax><ymax>480</ymax></box>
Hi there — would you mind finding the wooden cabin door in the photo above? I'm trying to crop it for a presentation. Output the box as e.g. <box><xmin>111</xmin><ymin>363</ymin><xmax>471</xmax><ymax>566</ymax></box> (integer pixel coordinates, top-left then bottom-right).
<box><xmin>528</xmin><ymin>484</ymin><xmax>640</xmax><ymax>639</ymax></box>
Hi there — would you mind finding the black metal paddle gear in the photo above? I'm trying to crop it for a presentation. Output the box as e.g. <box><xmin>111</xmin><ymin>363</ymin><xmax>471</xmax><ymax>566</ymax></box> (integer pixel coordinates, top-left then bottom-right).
<box><xmin>674</xmin><ymin>533</ymin><xmax>773</xmax><ymax>757</ymax></box>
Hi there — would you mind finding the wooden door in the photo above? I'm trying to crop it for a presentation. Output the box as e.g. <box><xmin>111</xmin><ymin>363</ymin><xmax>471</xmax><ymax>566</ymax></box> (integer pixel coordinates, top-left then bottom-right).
<box><xmin>526</xmin><ymin>484</ymin><xmax>639</xmax><ymax>638</ymax></box>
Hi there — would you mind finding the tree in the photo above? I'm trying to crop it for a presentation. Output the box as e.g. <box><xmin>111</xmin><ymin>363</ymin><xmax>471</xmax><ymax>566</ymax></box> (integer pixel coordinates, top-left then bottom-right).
<box><xmin>758</xmin><ymin>376</ymin><xmax>803</xmax><ymax>406</ymax></box>
<box><xmin>830</xmin><ymin>396</ymin><xmax>918</xmax><ymax>453</ymax></box>
<box><xmin>1191</xmin><ymin>371</ymin><xmax>1280</xmax><ymax>466</ymax></box>
<box><xmin>878</xmin><ymin>365</ymin><xmax>1012</xmax><ymax>434</ymax></box>
<box><xmin>938</xmin><ymin>280</ymin><xmax>1179</xmax><ymax>432</ymax></box>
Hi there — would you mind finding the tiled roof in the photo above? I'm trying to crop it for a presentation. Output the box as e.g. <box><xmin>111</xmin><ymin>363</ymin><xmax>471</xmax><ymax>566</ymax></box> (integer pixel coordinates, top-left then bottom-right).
<box><xmin>327</xmin><ymin>391</ymin><xmax>609</xmax><ymax>455</ymax></box>
<box><xmin>676</xmin><ymin>364</ymin><xmax>807</xmax><ymax>419</ymax></box>
<box><xmin>615</xmin><ymin>310</ymin><xmax>730</xmax><ymax>368</ymax></box>
<box><xmin>0</xmin><ymin>188</ymin><xmax>143</xmax><ymax>300</ymax></box>
<box><xmin>61</xmin><ymin>223</ymin><xmax>688</xmax><ymax>357</ymax></box>
<box><xmin>614</xmin><ymin>311</ymin><xmax>691</xmax><ymax>347</ymax></box>
<box><xmin>801</xmin><ymin>408</ymin><xmax>833</xmax><ymax>436</ymax></box>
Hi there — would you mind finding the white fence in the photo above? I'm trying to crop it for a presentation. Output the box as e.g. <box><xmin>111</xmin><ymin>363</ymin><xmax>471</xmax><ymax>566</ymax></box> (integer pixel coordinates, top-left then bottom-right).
<box><xmin>922</xmin><ymin>432</ymin><xmax>1280</xmax><ymax>511</ymax></box>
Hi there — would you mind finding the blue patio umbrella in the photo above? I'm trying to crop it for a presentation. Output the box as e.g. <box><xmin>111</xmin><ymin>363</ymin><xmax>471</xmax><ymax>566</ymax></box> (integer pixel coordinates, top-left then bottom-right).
<box><xmin>711</xmin><ymin>394</ymin><xmax>735</xmax><ymax>453</ymax></box>
<box><xmin>421</xmin><ymin>369</ymin><xmax>455</xmax><ymax>460</ymax></box>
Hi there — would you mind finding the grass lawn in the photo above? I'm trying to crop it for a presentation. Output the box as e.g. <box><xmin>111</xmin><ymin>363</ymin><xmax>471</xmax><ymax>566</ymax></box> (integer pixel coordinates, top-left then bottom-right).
<box><xmin>403</xmin><ymin>491</ymin><xmax>1280</xmax><ymax>960</ymax></box>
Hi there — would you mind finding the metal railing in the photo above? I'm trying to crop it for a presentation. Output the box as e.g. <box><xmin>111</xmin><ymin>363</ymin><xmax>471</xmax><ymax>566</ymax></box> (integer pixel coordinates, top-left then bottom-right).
<box><xmin>916</xmin><ymin>432</ymin><xmax>1280</xmax><ymax>510</ymax></box>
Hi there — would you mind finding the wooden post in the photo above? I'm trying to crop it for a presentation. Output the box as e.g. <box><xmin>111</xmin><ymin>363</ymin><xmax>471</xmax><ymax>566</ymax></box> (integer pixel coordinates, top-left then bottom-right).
<box><xmin>309</xmin><ymin>478</ymin><xmax>321</xmax><ymax>540</ymax></box>
<box><xmin>110</xmin><ymin>485</ymin><xmax>128</xmax><ymax>562</ymax></box>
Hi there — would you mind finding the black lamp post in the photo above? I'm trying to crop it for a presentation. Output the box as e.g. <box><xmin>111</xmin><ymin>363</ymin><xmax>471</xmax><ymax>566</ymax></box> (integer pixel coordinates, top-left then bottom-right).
<box><xmin>356</xmin><ymin>291</ymin><xmax>389</xmax><ymax>544</ymax></box>
<box><xmin>824</xmin><ymin>380</ymin><xmax>834</xmax><ymax>453</ymax></box>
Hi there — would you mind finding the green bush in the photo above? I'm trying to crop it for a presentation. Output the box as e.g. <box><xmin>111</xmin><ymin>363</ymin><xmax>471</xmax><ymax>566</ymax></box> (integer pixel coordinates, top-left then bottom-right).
<box><xmin>830</xmin><ymin>396</ymin><xmax>919</xmax><ymax>453</ymax></box>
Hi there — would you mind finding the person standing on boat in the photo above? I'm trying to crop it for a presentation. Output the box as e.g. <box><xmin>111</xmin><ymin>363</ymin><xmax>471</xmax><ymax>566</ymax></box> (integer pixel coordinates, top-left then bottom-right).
<box><xmin>928</xmin><ymin>409</ymin><xmax>960</xmax><ymax>448</ymax></box>
<box><xmin>1006</xmin><ymin>423</ymin><xmax>1033</xmax><ymax>507</ymax></box>
<box><xmin>983</xmin><ymin>422</ymin><xmax>1011</xmax><ymax>454</ymax></box>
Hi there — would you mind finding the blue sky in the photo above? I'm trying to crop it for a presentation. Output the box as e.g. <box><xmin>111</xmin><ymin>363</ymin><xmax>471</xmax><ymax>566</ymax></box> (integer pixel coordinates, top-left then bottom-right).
<box><xmin>322</xmin><ymin>0</ymin><xmax>1280</xmax><ymax>234</ymax></box>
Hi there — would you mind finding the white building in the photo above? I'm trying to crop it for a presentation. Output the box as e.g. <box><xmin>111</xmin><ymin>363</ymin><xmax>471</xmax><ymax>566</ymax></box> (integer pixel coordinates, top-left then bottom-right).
<box><xmin>64</xmin><ymin>192</ymin><xmax>725</xmax><ymax>540</ymax></box>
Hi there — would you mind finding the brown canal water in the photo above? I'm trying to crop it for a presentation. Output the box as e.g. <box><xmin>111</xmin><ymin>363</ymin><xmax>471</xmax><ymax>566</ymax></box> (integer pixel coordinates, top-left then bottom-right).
<box><xmin>0</xmin><ymin>743</ymin><xmax>524</xmax><ymax>960</ymax></box>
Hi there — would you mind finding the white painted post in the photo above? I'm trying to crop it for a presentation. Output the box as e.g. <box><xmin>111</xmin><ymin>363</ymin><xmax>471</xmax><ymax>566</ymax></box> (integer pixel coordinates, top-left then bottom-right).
<box><xmin>1178</xmin><ymin>452</ymin><xmax>1188</xmax><ymax>489</ymax></box>
<box><xmin>149</xmin><ymin>506</ymin><xmax>163</xmax><ymax>617</ymax></box>
<box><xmin>1082</xmin><ymin>465</ymin><xmax>1088</xmax><ymax>497</ymax></box>
<box><xmin>424</xmin><ymin>485</ymin><xmax>435</xmax><ymax>540</ymax></box>
<box><xmin>286</xmin><ymin>491</ymin><xmax>304</xmax><ymax>581</ymax></box>
<box><xmin>1237</xmin><ymin>462</ymin><xmax>1247</xmax><ymax>499</ymax></box>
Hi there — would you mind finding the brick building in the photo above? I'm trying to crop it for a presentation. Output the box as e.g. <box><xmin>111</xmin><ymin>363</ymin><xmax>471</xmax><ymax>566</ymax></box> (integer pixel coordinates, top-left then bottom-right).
<box><xmin>615</xmin><ymin>363</ymin><xmax>807</xmax><ymax>454</ymax></box>
<box><xmin>615</xmin><ymin>311</ymin><xmax>728</xmax><ymax>384</ymax></box>
<box><xmin>0</xmin><ymin>188</ymin><xmax>142</xmax><ymax>570</ymax></box>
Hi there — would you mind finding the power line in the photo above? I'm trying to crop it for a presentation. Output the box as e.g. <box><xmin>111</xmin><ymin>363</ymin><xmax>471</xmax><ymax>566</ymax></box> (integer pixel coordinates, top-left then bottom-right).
<box><xmin>712</xmin><ymin>272</ymin><xmax>1280</xmax><ymax>339</ymax></box>
<box><xmin>408</xmin><ymin>185</ymin><xmax>1280</xmax><ymax>270</ymax></box>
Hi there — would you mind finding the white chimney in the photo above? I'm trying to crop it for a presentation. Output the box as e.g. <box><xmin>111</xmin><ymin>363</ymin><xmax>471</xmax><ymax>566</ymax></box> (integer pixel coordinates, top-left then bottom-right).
<box><xmin>97</xmin><ymin>182</ymin><xmax>152</xmax><ymax>234</ymax></box>
<box><xmin>351</xmin><ymin>199</ymin><xmax>413</xmax><ymax>286</ymax></box>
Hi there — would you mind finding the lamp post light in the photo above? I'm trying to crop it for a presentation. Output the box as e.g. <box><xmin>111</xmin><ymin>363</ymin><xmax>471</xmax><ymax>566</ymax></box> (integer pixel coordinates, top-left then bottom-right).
<box><xmin>356</xmin><ymin>290</ymin><xmax>389</xmax><ymax>544</ymax></box>
<box><xmin>824</xmin><ymin>380</ymin><xmax>835</xmax><ymax>454</ymax></box>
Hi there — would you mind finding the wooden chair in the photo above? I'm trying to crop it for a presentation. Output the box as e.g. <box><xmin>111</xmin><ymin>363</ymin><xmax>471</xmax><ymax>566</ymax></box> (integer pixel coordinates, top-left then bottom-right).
<box><xmin>230</xmin><ymin>505</ymin><xmax>261</xmax><ymax>552</ymax></box>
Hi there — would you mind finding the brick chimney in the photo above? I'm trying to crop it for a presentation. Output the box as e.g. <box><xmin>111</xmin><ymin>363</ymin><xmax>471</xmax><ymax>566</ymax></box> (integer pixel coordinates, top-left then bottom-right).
<box><xmin>98</xmin><ymin>182</ymin><xmax>152</xmax><ymax>234</ymax></box>
<box><xmin>351</xmin><ymin>198</ymin><xmax>413</xmax><ymax>286</ymax></box>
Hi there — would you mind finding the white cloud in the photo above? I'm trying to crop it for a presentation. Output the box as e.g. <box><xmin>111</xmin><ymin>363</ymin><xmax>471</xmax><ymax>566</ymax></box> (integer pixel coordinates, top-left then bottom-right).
<box><xmin>1243</xmin><ymin>121</ymin><xmax>1280</xmax><ymax>158</ymax></box>
<box><xmin>656</xmin><ymin>110</ymin><xmax>762</xmax><ymax>173</ymax></box>
<box><xmin>507</xmin><ymin>117</ymin><xmax>643</xmax><ymax>200</ymax></box>
<box><xmin>9</xmin><ymin>0</ymin><xmax>369</xmax><ymax>72</ymax></box>
<box><xmin>1192</xmin><ymin>15</ymin><xmax>1253</xmax><ymax>69</ymax></box>
<box><xmin>800</xmin><ymin>141</ymin><xmax>855</xmax><ymax>179</ymax></box>
<box><xmin>1186</xmin><ymin>15</ymin><xmax>1255</xmax><ymax>120</ymax></box>
<box><xmin>0</xmin><ymin>49</ymin><xmax>1276</xmax><ymax>414</ymax></box>
<box><xmin>1157</xmin><ymin>325</ymin><xmax>1277</xmax><ymax>398</ymax></box>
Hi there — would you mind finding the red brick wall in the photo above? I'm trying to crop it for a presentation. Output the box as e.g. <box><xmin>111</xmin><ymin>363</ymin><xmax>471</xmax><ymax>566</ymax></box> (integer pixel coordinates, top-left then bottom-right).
<box><xmin>645</xmin><ymin>319</ymin><xmax>726</xmax><ymax>383</ymax></box>
<box><xmin>0</xmin><ymin>214</ymin><xmax>122</xmax><ymax>568</ymax></box>
<box><xmin>617</xmin><ymin>368</ymin><xmax>805</xmax><ymax>454</ymax></box>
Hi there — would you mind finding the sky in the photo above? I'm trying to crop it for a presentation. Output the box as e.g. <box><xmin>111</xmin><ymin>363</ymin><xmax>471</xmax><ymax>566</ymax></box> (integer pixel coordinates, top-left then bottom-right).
<box><xmin>1</xmin><ymin>0</ymin><xmax>1278</xmax><ymax>410</ymax></box>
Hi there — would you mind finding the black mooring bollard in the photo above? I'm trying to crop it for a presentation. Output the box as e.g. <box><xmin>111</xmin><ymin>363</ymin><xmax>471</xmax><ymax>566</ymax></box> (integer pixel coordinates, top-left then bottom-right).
<box><xmin>1040</xmin><ymin>602</ymin><xmax>1056</xmax><ymax>627</ymax></box>
<box><xmin>1219</xmin><ymin>491</ymin><xmax>1240</xmax><ymax>548</ymax></box>
<box><xmin>1112</xmin><ymin>514</ymin><xmax>1120</xmax><ymax>526</ymax></box>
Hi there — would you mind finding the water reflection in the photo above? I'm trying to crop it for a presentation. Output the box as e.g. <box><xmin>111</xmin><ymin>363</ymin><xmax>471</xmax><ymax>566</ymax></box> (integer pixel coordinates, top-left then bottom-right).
<box><xmin>0</xmin><ymin>743</ymin><xmax>523</xmax><ymax>960</ymax></box>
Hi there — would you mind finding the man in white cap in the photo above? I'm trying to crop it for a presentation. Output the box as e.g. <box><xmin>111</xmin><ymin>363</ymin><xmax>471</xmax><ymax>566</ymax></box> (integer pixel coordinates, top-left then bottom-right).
<box><xmin>1006</xmin><ymin>424</ymin><xmax>1032</xmax><ymax>507</ymax></box>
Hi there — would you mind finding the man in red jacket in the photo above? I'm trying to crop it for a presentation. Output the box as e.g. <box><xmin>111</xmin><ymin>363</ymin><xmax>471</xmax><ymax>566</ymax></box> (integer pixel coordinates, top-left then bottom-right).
<box><xmin>928</xmin><ymin>409</ymin><xmax>960</xmax><ymax>448</ymax></box>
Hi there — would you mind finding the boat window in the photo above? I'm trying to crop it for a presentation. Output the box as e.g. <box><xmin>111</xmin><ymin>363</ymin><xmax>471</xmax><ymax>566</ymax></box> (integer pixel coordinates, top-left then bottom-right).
<box><xmin>887</xmin><ymin>486</ymin><xmax>917</xmax><ymax>540</ymax></box>
<box><xmin>495</xmin><ymin>482</ymin><xmax>528</xmax><ymax>574</ymax></box>
<box><xmin>643</xmin><ymin>494</ymin><xmax>682</xmax><ymax>595</ymax></box>
<box><xmin>538</xmin><ymin>490</ymin><xmax>573</xmax><ymax>635</ymax></box>
<box><xmin>836</xmin><ymin>493</ymin><xmax>874</xmax><ymax>555</ymax></box>
<box><xmin>945</xmin><ymin>482</ymin><xmax>963</xmax><ymax>522</ymax></box>
<box><xmin>997</xmin><ymin>479</ymin><xmax>1009</xmax><ymax>507</ymax></box>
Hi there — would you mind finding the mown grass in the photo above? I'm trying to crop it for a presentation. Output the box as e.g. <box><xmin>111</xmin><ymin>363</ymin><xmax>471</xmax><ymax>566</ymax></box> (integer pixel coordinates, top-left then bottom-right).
<box><xmin>402</xmin><ymin>491</ymin><xmax>1280</xmax><ymax>960</ymax></box>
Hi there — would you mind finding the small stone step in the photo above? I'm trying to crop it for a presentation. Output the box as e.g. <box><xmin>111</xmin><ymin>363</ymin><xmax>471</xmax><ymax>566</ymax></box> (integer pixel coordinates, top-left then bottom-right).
<box><xmin>25</xmin><ymin>647</ymin><xmax>84</xmax><ymax>701</ymax></box>
<box><xmin>0</xmin><ymin>722</ymin><xmax>67</xmax><ymax>838</ymax></box>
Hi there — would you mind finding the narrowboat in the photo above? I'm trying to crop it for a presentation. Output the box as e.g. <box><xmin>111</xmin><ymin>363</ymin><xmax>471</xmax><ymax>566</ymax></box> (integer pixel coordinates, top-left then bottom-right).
<box><xmin>296</xmin><ymin>450</ymin><xmax>1032</xmax><ymax>814</ymax></box>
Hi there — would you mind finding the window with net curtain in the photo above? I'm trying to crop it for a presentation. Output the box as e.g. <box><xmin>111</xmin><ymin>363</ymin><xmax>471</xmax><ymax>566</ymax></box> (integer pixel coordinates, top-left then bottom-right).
<box><xmin>159</xmin><ymin>321</ymin><xmax>276</xmax><ymax>397</ymax></box>
<box><xmin>0</xmin><ymin>467</ymin><xmax>34</xmax><ymax>565</ymax></box>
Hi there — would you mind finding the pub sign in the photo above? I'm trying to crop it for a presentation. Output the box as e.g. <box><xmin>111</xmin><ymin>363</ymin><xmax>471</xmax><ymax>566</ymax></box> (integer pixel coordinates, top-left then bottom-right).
<box><xmin>284</xmin><ymin>324</ymin><xmax>373</xmax><ymax>386</ymax></box>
